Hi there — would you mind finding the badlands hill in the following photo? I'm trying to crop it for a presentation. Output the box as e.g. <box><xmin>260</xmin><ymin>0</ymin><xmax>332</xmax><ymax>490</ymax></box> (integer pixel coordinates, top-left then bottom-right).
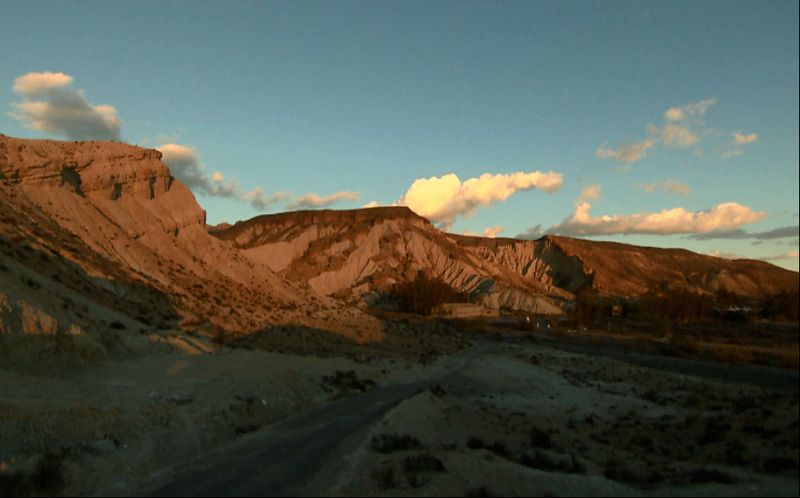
<box><xmin>0</xmin><ymin>133</ymin><xmax>796</xmax><ymax>368</ymax></box>
<box><xmin>214</xmin><ymin>207</ymin><xmax>798</xmax><ymax>313</ymax></box>
<box><xmin>0</xmin><ymin>134</ymin><xmax>378</xmax><ymax>368</ymax></box>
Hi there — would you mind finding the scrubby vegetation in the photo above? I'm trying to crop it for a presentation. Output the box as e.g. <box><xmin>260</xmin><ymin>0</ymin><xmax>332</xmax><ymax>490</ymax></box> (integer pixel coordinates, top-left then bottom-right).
<box><xmin>391</xmin><ymin>272</ymin><xmax>469</xmax><ymax>315</ymax></box>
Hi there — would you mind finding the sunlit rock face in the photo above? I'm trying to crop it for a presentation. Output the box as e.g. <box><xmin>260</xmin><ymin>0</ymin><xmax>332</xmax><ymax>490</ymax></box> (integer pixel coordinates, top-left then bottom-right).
<box><xmin>0</xmin><ymin>135</ymin><xmax>382</xmax><ymax>350</ymax></box>
<box><xmin>215</xmin><ymin>207</ymin><xmax>798</xmax><ymax>314</ymax></box>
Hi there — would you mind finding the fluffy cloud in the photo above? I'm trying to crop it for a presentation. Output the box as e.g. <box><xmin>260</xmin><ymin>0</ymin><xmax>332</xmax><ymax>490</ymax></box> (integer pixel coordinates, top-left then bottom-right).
<box><xmin>397</xmin><ymin>171</ymin><xmax>563</xmax><ymax>228</ymax></box>
<box><xmin>578</xmin><ymin>184</ymin><xmax>602</xmax><ymax>202</ymax></box>
<box><xmin>688</xmin><ymin>225</ymin><xmax>798</xmax><ymax>240</ymax></box>
<box><xmin>546</xmin><ymin>201</ymin><xmax>766</xmax><ymax>236</ymax></box>
<box><xmin>158</xmin><ymin>143</ymin><xmax>286</xmax><ymax>209</ymax></box>
<box><xmin>158</xmin><ymin>143</ymin><xmax>359</xmax><ymax>211</ymax></box>
<box><xmin>361</xmin><ymin>201</ymin><xmax>380</xmax><ymax>208</ymax></box>
<box><xmin>733</xmin><ymin>131</ymin><xmax>758</xmax><ymax>144</ymax></box>
<box><xmin>759</xmin><ymin>251</ymin><xmax>800</xmax><ymax>262</ymax></box>
<box><xmin>664</xmin><ymin>99</ymin><xmax>718</xmax><ymax>122</ymax></box>
<box><xmin>598</xmin><ymin>98</ymin><xmax>721</xmax><ymax>165</ymax></box>
<box><xmin>464</xmin><ymin>226</ymin><xmax>505</xmax><ymax>238</ymax></box>
<box><xmin>706</xmin><ymin>250</ymin><xmax>744</xmax><ymax>260</ymax></box>
<box><xmin>722</xmin><ymin>148</ymin><xmax>744</xmax><ymax>158</ymax></box>
<box><xmin>596</xmin><ymin>138</ymin><xmax>656</xmax><ymax>164</ymax></box>
<box><xmin>660</xmin><ymin>123</ymin><xmax>699</xmax><ymax>147</ymax></box>
<box><xmin>516</xmin><ymin>225</ymin><xmax>544</xmax><ymax>240</ymax></box>
<box><xmin>724</xmin><ymin>131</ymin><xmax>759</xmax><ymax>159</ymax></box>
<box><xmin>635</xmin><ymin>180</ymin><xmax>691</xmax><ymax>196</ymax></box>
<box><xmin>286</xmin><ymin>191</ymin><xmax>361</xmax><ymax>209</ymax></box>
<box><xmin>10</xmin><ymin>72</ymin><xmax>121</xmax><ymax>140</ymax></box>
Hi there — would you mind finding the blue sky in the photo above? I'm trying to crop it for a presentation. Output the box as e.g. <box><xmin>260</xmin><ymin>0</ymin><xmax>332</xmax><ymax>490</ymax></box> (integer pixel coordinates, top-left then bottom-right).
<box><xmin>2</xmin><ymin>0</ymin><xmax>798</xmax><ymax>270</ymax></box>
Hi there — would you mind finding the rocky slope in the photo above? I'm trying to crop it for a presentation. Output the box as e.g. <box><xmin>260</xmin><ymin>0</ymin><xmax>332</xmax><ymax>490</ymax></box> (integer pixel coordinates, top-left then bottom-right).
<box><xmin>0</xmin><ymin>135</ymin><xmax>380</xmax><ymax>369</ymax></box>
<box><xmin>214</xmin><ymin>208</ymin><xmax>798</xmax><ymax>313</ymax></box>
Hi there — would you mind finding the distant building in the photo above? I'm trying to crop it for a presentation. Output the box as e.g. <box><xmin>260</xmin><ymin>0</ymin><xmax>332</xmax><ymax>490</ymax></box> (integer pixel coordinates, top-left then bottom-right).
<box><xmin>433</xmin><ymin>303</ymin><xmax>498</xmax><ymax>318</ymax></box>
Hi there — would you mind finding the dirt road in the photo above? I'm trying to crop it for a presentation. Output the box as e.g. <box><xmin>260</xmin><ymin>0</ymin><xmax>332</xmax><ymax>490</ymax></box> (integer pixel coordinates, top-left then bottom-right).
<box><xmin>134</xmin><ymin>344</ymin><xmax>488</xmax><ymax>497</ymax></box>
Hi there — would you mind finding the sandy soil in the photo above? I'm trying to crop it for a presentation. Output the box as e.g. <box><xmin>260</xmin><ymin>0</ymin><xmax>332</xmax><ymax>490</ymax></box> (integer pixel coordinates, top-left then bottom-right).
<box><xmin>1</xmin><ymin>330</ymin><xmax>797</xmax><ymax>497</ymax></box>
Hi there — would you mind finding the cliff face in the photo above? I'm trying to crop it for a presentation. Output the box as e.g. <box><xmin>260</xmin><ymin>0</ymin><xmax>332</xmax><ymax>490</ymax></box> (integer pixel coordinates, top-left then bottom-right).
<box><xmin>215</xmin><ymin>209</ymin><xmax>579</xmax><ymax>314</ymax></box>
<box><xmin>0</xmin><ymin>135</ymin><xmax>380</xmax><ymax>357</ymax></box>
<box><xmin>214</xmin><ymin>208</ymin><xmax>798</xmax><ymax>313</ymax></box>
<box><xmin>545</xmin><ymin>236</ymin><xmax>798</xmax><ymax>298</ymax></box>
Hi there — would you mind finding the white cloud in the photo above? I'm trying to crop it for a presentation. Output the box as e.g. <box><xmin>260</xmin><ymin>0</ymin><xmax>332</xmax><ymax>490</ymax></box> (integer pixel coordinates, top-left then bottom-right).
<box><xmin>546</xmin><ymin>201</ymin><xmax>766</xmax><ymax>236</ymax></box>
<box><xmin>397</xmin><ymin>170</ymin><xmax>563</xmax><ymax>227</ymax></box>
<box><xmin>660</xmin><ymin>123</ymin><xmax>699</xmax><ymax>147</ymax></box>
<box><xmin>361</xmin><ymin>201</ymin><xmax>379</xmax><ymax>208</ymax></box>
<box><xmin>516</xmin><ymin>224</ymin><xmax>545</xmax><ymax>240</ymax></box>
<box><xmin>13</xmin><ymin>72</ymin><xmax>74</xmax><ymax>95</ymax></box>
<box><xmin>664</xmin><ymin>99</ymin><xmax>718</xmax><ymax>122</ymax></box>
<box><xmin>240</xmin><ymin>188</ymin><xmax>290</xmax><ymax>210</ymax></box>
<box><xmin>706</xmin><ymin>250</ymin><xmax>743</xmax><ymax>260</ymax></box>
<box><xmin>10</xmin><ymin>71</ymin><xmax>122</xmax><ymax>141</ymax></box>
<box><xmin>723</xmin><ymin>130</ymin><xmax>758</xmax><ymax>159</ymax></box>
<box><xmin>578</xmin><ymin>184</ymin><xmax>602</xmax><ymax>202</ymax></box>
<box><xmin>635</xmin><ymin>180</ymin><xmax>690</xmax><ymax>196</ymax></box>
<box><xmin>158</xmin><ymin>143</ymin><xmax>288</xmax><ymax>210</ymax></box>
<box><xmin>598</xmin><ymin>98</ymin><xmax>718</xmax><ymax>165</ymax></box>
<box><xmin>596</xmin><ymin>138</ymin><xmax>656</xmax><ymax>164</ymax></box>
<box><xmin>722</xmin><ymin>148</ymin><xmax>744</xmax><ymax>158</ymax></box>
<box><xmin>760</xmin><ymin>251</ymin><xmax>800</xmax><ymax>262</ymax></box>
<box><xmin>286</xmin><ymin>191</ymin><xmax>361</xmax><ymax>209</ymax></box>
<box><xmin>733</xmin><ymin>131</ymin><xmax>758</xmax><ymax>144</ymax></box>
<box><xmin>462</xmin><ymin>226</ymin><xmax>504</xmax><ymax>238</ymax></box>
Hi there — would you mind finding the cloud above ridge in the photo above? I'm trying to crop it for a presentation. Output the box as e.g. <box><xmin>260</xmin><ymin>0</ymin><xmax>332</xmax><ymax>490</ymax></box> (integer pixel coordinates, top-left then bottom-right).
<box><xmin>158</xmin><ymin>143</ymin><xmax>289</xmax><ymax>210</ymax></box>
<box><xmin>546</xmin><ymin>201</ymin><xmax>765</xmax><ymax>236</ymax></box>
<box><xmin>635</xmin><ymin>180</ymin><xmax>691</xmax><ymax>196</ymax></box>
<box><xmin>397</xmin><ymin>170</ymin><xmax>563</xmax><ymax>228</ymax></box>
<box><xmin>687</xmin><ymin>225</ymin><xmax>798</xmax><ymax>241</ymax></box>
<box><xmin>10</xmin><ymin>72</ymin><xmax>122</xmax><ymax>141</ymax></box>
<box><xmin>596</xmin><ymin>98</ymin><xmax>736</xmax><ymax>165</ymax></box>
<box><xmin>287</xmin><ymin>191</ymin><xmax>361</xmax><ymax>209</ymax></box>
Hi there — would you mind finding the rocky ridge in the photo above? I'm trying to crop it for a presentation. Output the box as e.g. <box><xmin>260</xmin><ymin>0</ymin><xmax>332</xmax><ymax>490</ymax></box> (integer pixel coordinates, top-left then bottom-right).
<box><xmin>0</xmin><ymin>135</ymin><xmax>380</xmax><ymax>369</ymax></box>
<box><xmin>214</xmin><ymin>208</ymin><xmax>798</xmax><ymax>313</ymax></box>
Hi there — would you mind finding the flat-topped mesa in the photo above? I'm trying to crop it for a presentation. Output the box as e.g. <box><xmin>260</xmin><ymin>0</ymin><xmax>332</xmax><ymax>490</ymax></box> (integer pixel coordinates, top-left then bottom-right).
<box><xmin>0</xmin><ymin>134</ymin><xmax>206</xmax><ymax>229</ymax></box>
<box><xmin>226</xmin><ymin>205</ymin><xmax>428</xmax><ymax>230</ymax></box>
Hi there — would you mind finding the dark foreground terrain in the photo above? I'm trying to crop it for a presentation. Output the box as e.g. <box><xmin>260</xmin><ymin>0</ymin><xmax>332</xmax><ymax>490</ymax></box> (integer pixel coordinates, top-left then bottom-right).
<box><xmin>1</xmin><ymin>322</ymin><xmax>797</xmax><ymax>497</ymax></box>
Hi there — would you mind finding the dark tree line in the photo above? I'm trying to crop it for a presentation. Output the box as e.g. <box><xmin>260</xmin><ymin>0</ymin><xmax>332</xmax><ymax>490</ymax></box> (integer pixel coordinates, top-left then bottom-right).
<box><xmin>572</xmin><ymin>285</ymin><xmax>799</xmax><ymax>328</ymax></box>
<box><xmin>393</xmin><ymin>272</ymin><xmax>468</xmax><ymax>315</ymax></box>
<box><xmin>759</xmin><ymin>290</ymin><xmax>799</xmax><ymax>321</ymax></box>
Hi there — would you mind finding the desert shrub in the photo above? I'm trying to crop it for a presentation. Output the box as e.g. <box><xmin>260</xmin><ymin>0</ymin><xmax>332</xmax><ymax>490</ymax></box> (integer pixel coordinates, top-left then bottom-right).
<box><xmin>404</xmin><ymin>453</ymin><xmax>446</xmax><ymax>473</ymax></box>
<box><xmin>466</xmin><ymin>486</ymin><xmax>495</xmax><ymax>497</ymax></box>
<box><xmin>466</xmin><ymin>437</ymin><xmax>509</xmax><ymax>458</ymax></box>
<box><xmin>393</xmin><ymin>271</ymin><xmax>468</xmax><ymax>315</ymax></box>
<box><xmin>0</xmin><ymin>452</ymin><xmax>65</xmax><ymax>496</ymax></box>
<box><xmin>370</xmin><ymin>434</ymin><xmax>423</xmax><ymax>453</ymax></box>
<box><xmin>370</xmin><ymin>466</ymin><xmax>396</xmax><ymax>489</ymax></box>
<box><xmin>761</xmin><ymin>456</ymin><xmax>798</xmax><ymax>473</ymax></box>
<box><xmin>529</xmin><ymin>428</ymin><xmax>552</xmax><ymax>449</ymax></box>
<box><xmin>323</xmin><ymin>370</ymin><xmax>375</xmax><ymax>393</ymax></box>
<box><xmin>520</xmin><ymin>451</ymin><xmax>585</xmax><ymax>474</ymax></box>
<box><xmin>759</xmin><ymin>290</ymin><xmax>800</xmax><ymax>321</ymax></box>
<box><xmin>688</xmin><ymin>468</ymin><xmax>738</xmax><ymax>484</ymax></box>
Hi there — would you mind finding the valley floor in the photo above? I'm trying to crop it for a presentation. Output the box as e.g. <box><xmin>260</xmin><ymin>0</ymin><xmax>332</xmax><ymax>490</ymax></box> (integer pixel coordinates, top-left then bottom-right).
<box><xmin>1</xmin><ymin>327</ymin><xmax>798</xmax><ymax>497</ymax></box>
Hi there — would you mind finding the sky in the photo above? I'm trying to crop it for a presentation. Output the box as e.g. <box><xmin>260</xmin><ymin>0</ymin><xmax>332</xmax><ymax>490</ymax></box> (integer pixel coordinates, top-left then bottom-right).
<box><xmin>2</xmin><ymin>0</ymin><xmax>798</xmax><ymax>270</ymax></box>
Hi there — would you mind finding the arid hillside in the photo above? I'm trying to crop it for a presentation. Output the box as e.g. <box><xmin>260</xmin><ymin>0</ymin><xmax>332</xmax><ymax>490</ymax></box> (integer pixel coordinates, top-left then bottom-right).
<box><xmin>1</xmin><ymin>133</ymin><xmax>796</xmax><ymax>364</ymax></box>
<box><xmin>0</xmin><ymin>134</ymin><xmax>380</xmax><ymax>368</ymax></box>
<box><xmin>214</xmin><ymin>208</ymin><xmax>798</xmax><ymax>313</ymax></box>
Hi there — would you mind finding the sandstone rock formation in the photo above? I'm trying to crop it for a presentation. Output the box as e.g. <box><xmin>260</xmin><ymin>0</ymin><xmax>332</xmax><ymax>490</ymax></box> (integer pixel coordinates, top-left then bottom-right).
<box><xmin>0</xmin><ymin>134</ymin><xmax>381</xmax><ymax>368</ymax></box>
<box><xmin>1</xmin><ymin>133</ymin><xmax>796</xmax><ymax>370</ymax></box>
<box><xmin>214</xmin><ymin>207</ymin><xmax>798</xmax><ymax>313</ymax></box>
